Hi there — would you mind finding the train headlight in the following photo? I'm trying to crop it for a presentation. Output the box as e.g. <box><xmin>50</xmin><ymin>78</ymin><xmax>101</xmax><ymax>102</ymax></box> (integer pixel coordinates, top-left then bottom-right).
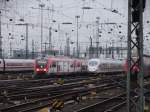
<box><xmin>36</xmin><ymin>68</ymin><xmax>40</xmax><ymax>71</ymax></box>
<box><xmin>43</xmin><ymin>68</ymin><xmax>47</xmax><ymax>72</ymax></box>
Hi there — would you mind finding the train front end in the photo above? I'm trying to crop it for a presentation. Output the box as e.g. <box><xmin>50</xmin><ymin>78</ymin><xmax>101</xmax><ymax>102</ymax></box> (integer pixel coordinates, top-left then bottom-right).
<box><xmin>34</xmin><ymin>59</ymin><xmax>48</xmax><ymax>78</ymax></box>
<box><xmin>87</xmin><ymin>59</ymin><xmax>100</xmax><ymax>73</ymax></box>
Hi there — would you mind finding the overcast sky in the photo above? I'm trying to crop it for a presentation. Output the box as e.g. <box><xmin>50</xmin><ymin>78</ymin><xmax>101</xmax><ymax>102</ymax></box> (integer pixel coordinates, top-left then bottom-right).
<box><xmin>0</xmin><ymin>0</ymin><xmax>150</xmax><ymax>55</ymax></box>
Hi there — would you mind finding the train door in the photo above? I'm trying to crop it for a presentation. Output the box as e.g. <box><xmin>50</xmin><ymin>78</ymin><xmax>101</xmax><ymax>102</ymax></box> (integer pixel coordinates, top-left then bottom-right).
<box><xmin>67</xmin><ymin>61</ymin><xmax>70</xmax><ymax>72</ymax></box>
<box><xmin>57</xmin><ymin>61</ymin><xmax>60</xmax><ymax>73</ymax></box>
<box><xmin>68</xmin><ymin>61</ymin><xmax>70</xmax><ymax>72</ymax></box>
<box><xmin>63</xmin><ymin>61</ymin><xmax>68</xmax><ymax>73</ymax></box>
<box><xmin>51</xmin><ymin>61</ymin><xmax>57</xmax><ymax>73</ymax></box>
<box><xmin>57</xmin><ymin>61</ymin><xmax>64</xmax><ymax>73</ymax></box>
<box><xmin>77</xmin><ymin>62</ymin><xmax>81</xmax><ymax>72</ymax></box>
<box><xmin>73</xmin><ymin>60</ymin><xmax>76</xmax><ymax>72</ymax></box>
<box><xmin>70</xmin><ymin>61</ymin><xmax>74</xmax><ymax>73</ymax></box>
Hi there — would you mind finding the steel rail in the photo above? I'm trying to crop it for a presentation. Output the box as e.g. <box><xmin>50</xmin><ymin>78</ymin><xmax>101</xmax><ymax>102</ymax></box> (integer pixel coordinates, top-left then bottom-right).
<box><xmin>0</xmin><ymin>82</ymin><xmax>120</xmax><ymax>112</ymax></box>
<box><xmin>75</xmin><ymin>93</ymin><xmax>126</xmax><ymax>112</ymax></box>
<box><xmin>0</xmin><ymin>78</ymin><xmax>115</xmax><ymax>102</ymax></box>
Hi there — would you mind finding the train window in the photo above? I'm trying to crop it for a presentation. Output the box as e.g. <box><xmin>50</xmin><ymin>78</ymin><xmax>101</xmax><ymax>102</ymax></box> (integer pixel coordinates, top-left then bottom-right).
<box><xmin>70</xmin><ymin>63</ymin><xmax>74</xmax><ymax>67</ymax></box>
<box><xmin>89</xmin><ymin>61</ymin><xmax>98</xmax><ymax>66</ymax></box>
<box><xmin>52</xmin><ymin>62</ymin><xmax>56</xmax><ymax>67</ymax></box>
<box><xmin>63</xmin><ymin>62</ymin><xmax>66</xmax><ymax>66</ymax></box>
<box><xmin>36</xmin><ymin>59</ymin><xmax>47</xmax><ymax>68</ymax></box>
<box><xmin>77</xmin><ymin>63</ymin><xmax>80</xmax><ymax>67</ymax></box>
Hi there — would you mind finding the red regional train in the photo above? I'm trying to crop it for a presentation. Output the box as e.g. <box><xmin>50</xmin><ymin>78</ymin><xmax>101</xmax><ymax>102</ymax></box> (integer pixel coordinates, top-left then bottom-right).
<box><xmin>34</xmin><ymin>56</ymin><xmax>87</xmax><ymax>78</ymax></box>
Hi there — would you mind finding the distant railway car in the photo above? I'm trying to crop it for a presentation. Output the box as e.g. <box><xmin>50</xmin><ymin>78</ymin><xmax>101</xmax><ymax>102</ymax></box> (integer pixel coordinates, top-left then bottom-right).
<box><xmin>34</xmin><ymin>56</ymin><xmax>87</xmax><ymax>78</ymax></box>
<box><xmin>0</xmin><ymin>59</ymin><xmax>35</xmax><ymax>73</ymax></box>
<box><xmin>87</xmin><ymin>58</ymin><xmax>124</xmax><ymax>73</ymax></box>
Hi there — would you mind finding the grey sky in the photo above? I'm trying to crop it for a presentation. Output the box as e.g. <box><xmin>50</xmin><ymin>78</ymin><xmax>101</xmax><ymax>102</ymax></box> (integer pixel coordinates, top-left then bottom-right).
<box><xmin>0</xmin><ymin>0</ymin><xmax>150</xmax><ymax>55</ymax></box>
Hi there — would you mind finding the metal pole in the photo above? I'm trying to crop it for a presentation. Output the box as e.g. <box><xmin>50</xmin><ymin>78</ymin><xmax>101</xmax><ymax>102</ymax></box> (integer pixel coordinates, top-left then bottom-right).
<box><xmin>121</xmin><ymin>37</ymin><xmax>123</xmax><ymax>59</ymax></box>
<box><xmin>10</xmin><ymin>41</ymin><xmax>12</xmax><ymax>57</ymax></box>
<box><xmin>49</xmin><ymin>27</ymin><xmax>52</xmax><ymax>51</ymax></box>
<box><xmin>76</xmin><ymin>16</ymin><xmax>80</xmax><ymax>58</ymax></box>
<box><xmin>89</xmin><ymin>36</ymin><xmax>93</xmax><ymax>58</ymax></box>
<box><xmin>66</xmin><ymin>34</ymin><xmax>70</xmax><ymax>56</ymax></box>
<box><xmin>32</xmin><ymin>40</ymin><xmax>34</xmax><ymax>59</ymax></box>
<box><xmin>90</xmin><ymin>36</ymin><xmax>92</xmax><ymax>47</ymax></box>
<box><xmin>39</xmin><ymin>4</ymin><xmax>45</xmax><ymax>54</ymax></box>
<box><xmin>15</xmin><ymin>23</ymin><xmax>29</xmax><ymax>59</ymax></box>
<box><xmin>44</xmin><ymin>42</ymin><xmax>47</xmax><ymax>55</ymax></box>
<box><xmin>112</xmin><ymin>40</ymin><xmax>114</xmax><ymax>59</ymax></box>
<box><xmin>96</xmin><ymin>17</ymin><xmax>100</xmax><ymax>58</ymax></box>
<box><xmin>139</xmin><ymin>0</ymin><xmax>144</xmax><ymax>111</ymax></box>
<box><xmin>25</xmin><ymin>23</ymin><xmax>28</xmax><ymax>59</ymax></box>
<box><xmin>106</xmin><ymin>43</ymin><xmax>107</xmax><ymax>58</ymax></box>
<box><xmin>0</xmin><ymin>11</ymin><xmax>2</xmax><ymax>58</ymax></box>
<box><xmin>41</xmin><ymin>6</ymin><xmax>43</xmax><ymax>54</ymax></box>
<box><xmin>127</xmin><ymin>0</ymin><xmax>145</xmax><ymax>111</ymax></box>
<box><xmin>127</xmin><ymin>0</ymin><xmax>131</xmax><ymax>111</ymax></box>
<box><xmin>73</xmin><ymin>47</ymin><xmax>75</xmax><ymax>57</ymax></box>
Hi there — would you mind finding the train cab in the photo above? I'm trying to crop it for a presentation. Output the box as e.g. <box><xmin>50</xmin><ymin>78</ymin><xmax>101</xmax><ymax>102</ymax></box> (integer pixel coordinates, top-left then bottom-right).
<box><xmin>88</xmin><ymin>59</ymin><xmax>100</xmax><ymax>72</ymax></box>
<box><xmin>35</xmin><ymin>59</ymin><xmax>48</xmax><ymax>75</ymax></box>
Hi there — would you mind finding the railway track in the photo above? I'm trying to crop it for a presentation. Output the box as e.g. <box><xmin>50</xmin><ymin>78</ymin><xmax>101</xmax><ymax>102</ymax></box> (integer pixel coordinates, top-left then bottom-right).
<box><xmin>0</xmin><ymin>74</ymin><xmax>124</xmax><ymax>95</ymax></box>
<box><xmin>0</xmin><ymin>77</ymin><xmax>116</xmax><ymax>102</ymax></box>
<box><xmin>0</xmin><ymin>85</ymin><xmax>121</xmax><ymax>112</ymax></box>
<box><xmin>0</xmin><ymin>76</ymin><xmax>124</xmax><ymax>112</ymax></box>
<box><xmin>75</xmin><ymin>93</ymin><xmax>126</xmax><ymax>112</ymax></box>
<box><xmin>0</xmin><ymin>73</ymin><xmax>125</xmax><ymax>112</ymax></box>
<box><xmin>0</xmin><ymin>77</ymin><xmax>99</xmax><ymax>93</ymax></box>
<box><xmin>1</xmin><ymin>72</ymin><xmax>150</xmax><ymax>112</ymax></box>
<box><xmin>61</xmin><ymin>77</ymin><xmax>150</xmax><ymax>112</ymax></box>
<box><xmin>0</xmin><ymin>73</ymin><xmax>34</xmax><ymax>80</ymax></box>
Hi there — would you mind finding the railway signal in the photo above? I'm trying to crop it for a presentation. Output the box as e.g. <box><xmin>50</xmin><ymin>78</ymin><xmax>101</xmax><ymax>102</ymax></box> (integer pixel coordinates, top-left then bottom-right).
<box><xmin>127</xmin><ymin>0</ymin><xmax>146</xmax><ymax>112</ymax></box>
<box><xmin>132</xmin><ymin>0</ymin><xmax>146</xmax><ymax>22</ymax></box>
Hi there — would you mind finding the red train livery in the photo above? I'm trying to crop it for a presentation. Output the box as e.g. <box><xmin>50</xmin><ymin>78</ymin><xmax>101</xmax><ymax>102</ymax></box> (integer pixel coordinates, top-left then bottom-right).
<box><xmin>34</xmin><ymin>56</ymin><xmax>87</xmax><ymax>78</ymax></box>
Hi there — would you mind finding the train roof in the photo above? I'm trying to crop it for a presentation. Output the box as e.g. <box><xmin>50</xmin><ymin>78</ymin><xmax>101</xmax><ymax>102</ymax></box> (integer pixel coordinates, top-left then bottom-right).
<box><xmin>88</xmin><ymin>58</ymin><xmax>123</xmax><ymax>64</ymax></box>
<box><xmin>0</xmin><ymin>59</ymin><xmax>35</xmax><ymax>63</ymax></box>
<box><xmin>143</xmin><ymin>54</ymin><xmax>150</xmax><ymax>58</ymax></box>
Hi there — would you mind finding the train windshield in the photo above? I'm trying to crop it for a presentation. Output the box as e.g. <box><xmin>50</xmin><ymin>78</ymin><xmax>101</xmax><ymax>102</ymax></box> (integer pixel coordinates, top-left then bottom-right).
<box><xmin>36</xmin><ymin>59</ymin><xmax>48</xmax><ymax>68</ymax></box>
<box><xmin>88</xmin><ymin>61</ymin><xmax>98</xmax><ymax>66</ymax></box>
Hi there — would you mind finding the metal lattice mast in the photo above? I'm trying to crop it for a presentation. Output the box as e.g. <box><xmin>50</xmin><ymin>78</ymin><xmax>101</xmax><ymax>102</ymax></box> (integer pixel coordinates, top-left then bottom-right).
<box><xmin>25</xmin><ymin>24</ymin><xmax>29</xmax><ymax>59</ymax></box>
<box><xmin>49</xmin><ymin>27</ymin><xmax>52</xmax><ymax>51</ymax></box>
<box><xmin>0</xmin><ymin>11</ymin><xmax>2</xmax><ymax>58</ymax></box>
<box><xmin>39</xmin><ymin>3</ymin><xmax>45</xmax><ymax>54</ymax></box>
<box><xmin>96</xmin><ymin>17</ymin><xmax>100</xmax><ymax>58</ymax></box>
<box><xmin>76</xmin><ymin>15</ymin><xmax>80</xmax><ymax>58</ymax></box>
<box><xmin>16</xmin><ymin>23</ymin><xmax>29</xmax><ymax>59</ymax></box>
<box><xmin>127</xmin><ymin>0</ymin><xmax>145</xmax><ymax>112</ymax></box>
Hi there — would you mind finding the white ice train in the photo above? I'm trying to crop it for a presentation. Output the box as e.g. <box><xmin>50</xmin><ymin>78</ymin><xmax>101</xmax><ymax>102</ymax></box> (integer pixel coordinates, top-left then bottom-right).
<box><xmin>88</xmin><ymin>58</ymin><xmax>124</xmax><ymax>73</ymax></box>
<box><xmin>0</xmin><ymin>59</ymin><xmax>35</xmax><ymax>73</ymax></box>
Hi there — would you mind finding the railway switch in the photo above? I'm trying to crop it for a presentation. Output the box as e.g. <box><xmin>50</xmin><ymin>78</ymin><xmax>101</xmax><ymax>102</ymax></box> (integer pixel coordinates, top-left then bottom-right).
<box><xmin>51</xmin><ymin>99</ymin><xmax>64</xmax><ymax>111</ymax></box>
<box><xmin>56</xmin><ymin>78</ymin><xmax>64</xmax><ymax>85</ymax></box>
